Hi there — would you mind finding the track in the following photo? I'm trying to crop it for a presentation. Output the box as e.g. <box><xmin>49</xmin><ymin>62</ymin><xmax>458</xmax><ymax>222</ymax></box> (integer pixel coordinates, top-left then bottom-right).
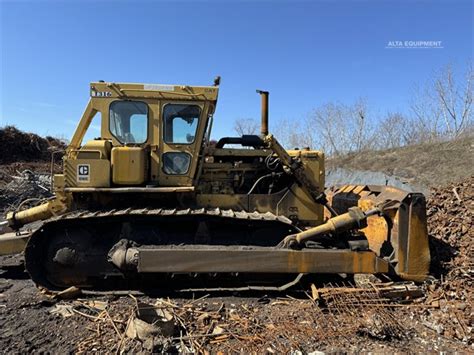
<box><xmin>24</xmin><ymin>208</ymin><xmax>299</xmax><ymax>291</ymax></box>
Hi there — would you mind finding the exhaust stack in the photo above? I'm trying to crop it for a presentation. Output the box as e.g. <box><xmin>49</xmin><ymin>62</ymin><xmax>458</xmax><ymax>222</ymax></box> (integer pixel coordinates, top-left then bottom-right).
<box><xmin>256</xmin><ymin>90</ymin><xmax>269</xmax><ymax>136</ymax></box>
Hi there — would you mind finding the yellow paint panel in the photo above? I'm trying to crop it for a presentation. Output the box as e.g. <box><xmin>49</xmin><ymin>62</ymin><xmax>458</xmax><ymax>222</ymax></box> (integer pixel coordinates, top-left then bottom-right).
<box><xmin>0</xmin><ymin>233</ymin><xmax>29</xmax><ymax>255</ymax></box>
<box><xmin>111</xmin><ymin>147</ymin><xmax>146</xmax><ymax>185</ymax></box>
<box><xmin>66</xmin><ymin>159</ymin><xmax>111</xmax><ymax>187</ymax></box>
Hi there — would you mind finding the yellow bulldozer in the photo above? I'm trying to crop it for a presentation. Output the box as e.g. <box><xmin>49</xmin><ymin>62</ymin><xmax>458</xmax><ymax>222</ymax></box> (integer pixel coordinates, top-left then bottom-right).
<box><xmin>0</xmin><ymin>78</ymin><xmax>430</xmax><ymax>291</ymax></box>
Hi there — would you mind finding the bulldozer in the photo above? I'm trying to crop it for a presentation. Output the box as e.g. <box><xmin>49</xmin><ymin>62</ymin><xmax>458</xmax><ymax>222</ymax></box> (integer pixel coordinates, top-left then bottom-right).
<box><xmin>0</xmin><ymin>78</ymin><xmax>430</xmax><ymax>291</ymax></box>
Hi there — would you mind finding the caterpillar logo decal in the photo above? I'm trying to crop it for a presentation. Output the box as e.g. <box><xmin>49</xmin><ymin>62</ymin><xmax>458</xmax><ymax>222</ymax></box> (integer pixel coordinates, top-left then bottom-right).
<box><xmin>77</xmin><ymin>164</ymin><xmax>90</xmax><ymax>183</ymax></box>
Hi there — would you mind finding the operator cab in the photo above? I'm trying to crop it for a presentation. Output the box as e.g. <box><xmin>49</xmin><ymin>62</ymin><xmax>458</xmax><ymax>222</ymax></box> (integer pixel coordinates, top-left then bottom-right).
<box><xmin>61</xmin><ymin>81</ymin><xmax>218</xmax><ymax>190</ymax></box>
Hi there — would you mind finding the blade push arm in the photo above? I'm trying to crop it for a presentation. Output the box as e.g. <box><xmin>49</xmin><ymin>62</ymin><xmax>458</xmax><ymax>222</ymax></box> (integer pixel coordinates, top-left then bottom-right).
<box><xmin>280</xmin><ymin>206</ymin><xmax>380</xmax><ymax>248</ymax></box>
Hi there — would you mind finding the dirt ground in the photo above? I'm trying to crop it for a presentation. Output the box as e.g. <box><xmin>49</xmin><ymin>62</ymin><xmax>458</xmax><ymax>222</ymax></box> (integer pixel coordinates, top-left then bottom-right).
<box><xmin>0</xmin><ymin>256</ymin><xmax>471</xmax><ymax>353</ymax></box>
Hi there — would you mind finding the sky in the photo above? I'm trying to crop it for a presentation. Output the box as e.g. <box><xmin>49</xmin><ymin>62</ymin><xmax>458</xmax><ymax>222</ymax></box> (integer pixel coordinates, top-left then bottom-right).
<box><xmin>0</xmin><ymin>0</ymin><xmax>472</xmax><ymax>142</ymax></box>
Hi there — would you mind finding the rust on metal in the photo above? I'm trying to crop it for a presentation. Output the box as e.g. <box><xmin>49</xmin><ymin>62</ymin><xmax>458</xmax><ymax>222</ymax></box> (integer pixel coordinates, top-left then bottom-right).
<box><xmin>256</xmin><ymin>90</ymin><xmax>269</xmax><ymax>136</ymax></box>
<box><xmin>132</xmin><ymin>247</ymin><xmax>388</xmax><ymax>274</ymax></box>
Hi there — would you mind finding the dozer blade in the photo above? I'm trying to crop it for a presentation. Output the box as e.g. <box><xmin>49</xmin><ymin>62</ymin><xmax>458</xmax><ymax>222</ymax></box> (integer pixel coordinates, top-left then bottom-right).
<box><xmin>0</xmin><ymin>231</ymin><xmax>30</xmax><ymax>256</ymax></box>
<box><xmin>326</xmin><ymin>184</ymin><xmax>430</xmax><ymax>282</ymax></box>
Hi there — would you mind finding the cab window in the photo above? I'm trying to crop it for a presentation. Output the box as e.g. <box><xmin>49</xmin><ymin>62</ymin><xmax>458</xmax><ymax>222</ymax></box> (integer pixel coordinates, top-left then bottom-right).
<box><xmin>109</xmin><ymin>101</ymin><xmax>148</xmax><ymax>144</ymax></box>
<box><xmin>162</xmin><ymin>152</ymin><xmax>191</xmax><ymax>175</ymax></box>
<box><xmin>163</xmin><ymin>104</ymin><xmax>200</xmax><ymax>144</ymax></box>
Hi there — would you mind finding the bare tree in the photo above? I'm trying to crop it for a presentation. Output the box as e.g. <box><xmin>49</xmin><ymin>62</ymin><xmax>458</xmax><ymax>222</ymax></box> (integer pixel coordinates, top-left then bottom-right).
<box><xmin>233</xmin><ymin>118</ymin><xmax>259</xmax><ymax>136</ymax></box>
<box><xmin>305</xmin><ymin>98</ymin><xmax>375</xmax><ymax>156</ymax></box>
<box><xmin>410</xmin><ymin>83</ymin><xmax>443</xmax><ymax>142</ymax></box>
<box><xmin>272</xmin><ymin>118</ymin><xmax>313</xmax><ymax>149</ymax></box>
<box><xmin>230</xmin><ymin>62</ymin><xmax>473</xmax><ymax>156</ymax></box>
<box><xmin>375</xmin><ymin>112</ymin><xmax>422</xmax><ymax>149</ymax></box>
<box><xmin>435</xmin><ymin>63</ymin><xmax>473</xmax><ymax>137</ymax></box>
<box><xmin>309</xmin><ymin>102</ymin><xmax>345</xmax><ymax>156</ymax></box>
<box><xmin>410</xmin><ymin>62</ymin><xmax>473</xmax><ymax>141</ymax></box>
<box><xmin>351</xmin><ymin>98</ymin><xmax>375</xmax><ymax>152</ymax></box>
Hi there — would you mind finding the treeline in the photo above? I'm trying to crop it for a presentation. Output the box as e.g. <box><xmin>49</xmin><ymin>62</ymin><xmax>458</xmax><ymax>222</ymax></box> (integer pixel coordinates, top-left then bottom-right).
<box><xmin>233</xmin><ymin>63</ymin><xmax>473</xmax><ymax>156</ymax></box>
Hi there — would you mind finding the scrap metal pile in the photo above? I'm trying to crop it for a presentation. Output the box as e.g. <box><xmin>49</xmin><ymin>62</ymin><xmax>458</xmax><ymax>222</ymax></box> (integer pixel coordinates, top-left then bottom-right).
<box><xmin>0</xmin><ymin>169</ymin><xmax>53</xmax><ymax>214</ymax></box>
<box><xmin>49</xmin><ymin>282</ymin><xmax>426</xmax><ymax>353</ymax></box>
<box><xmin>0</xmin><ymin>126</ymin><xmax>64</xmax><ymax>215</ymax></box>
<box><xmin>423</xmin><ymin>176</ymin><xmax>473</xmax><ymax>342</ymax></box>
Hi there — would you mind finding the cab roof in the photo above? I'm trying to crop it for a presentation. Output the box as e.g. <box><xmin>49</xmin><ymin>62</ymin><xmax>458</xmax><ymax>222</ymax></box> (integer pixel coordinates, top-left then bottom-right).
<box><xmin>90</xmin><ymin>81</ymin><xmax>219</xmax><ymax>101</ymax></box>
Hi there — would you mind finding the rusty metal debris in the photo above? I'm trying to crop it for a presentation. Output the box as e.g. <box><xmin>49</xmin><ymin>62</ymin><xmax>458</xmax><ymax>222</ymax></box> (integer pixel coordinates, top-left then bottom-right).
<box><xmin>125</xmin><ymin>300</ymin><xmax>175</xmax><ymax>351</ymax></box>
<box><xmin>0</xmin><ymin>169</ymin><xmax>53</xmax><ymax>213</ymax></box>
<box><xmin>54</xmin><ymin>281</ymin><xmax>429</xmax><ymax>353</ymax></box>
<box><xmin>424</xmin><ymin>176</ymin><xmax>473</xmax><ymax>343</ymax></box>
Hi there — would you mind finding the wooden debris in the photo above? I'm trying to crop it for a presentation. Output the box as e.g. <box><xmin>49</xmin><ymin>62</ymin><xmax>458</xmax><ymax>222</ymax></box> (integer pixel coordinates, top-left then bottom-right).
<box><xmin>310</xmin><ymin>283</ymin><xmax>320</xmax><ymax>301</ymax></box>
<box><xmin>452</xmin><ymin>187</ymin><xmax>462</xmax><ymax>202</ymax></box>
<box><xmin>55</xmin><ymin>286</ymin><xmax>82</xmax><ymax>300</ymax></box>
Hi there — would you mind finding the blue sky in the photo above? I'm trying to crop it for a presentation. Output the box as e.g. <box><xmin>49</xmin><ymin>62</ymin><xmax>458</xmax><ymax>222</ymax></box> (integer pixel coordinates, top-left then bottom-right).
<box><xmin>0</xmin><ymin>0</ymin><xmax>472</xmax><ymax>141</ymax></box>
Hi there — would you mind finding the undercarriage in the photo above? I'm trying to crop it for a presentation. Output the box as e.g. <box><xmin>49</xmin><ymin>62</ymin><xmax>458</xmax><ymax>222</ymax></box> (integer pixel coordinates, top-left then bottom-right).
<box><xmin>24</xmin><ymin>207</ymin><xmax>390</xmax><ymax>291</ymax></box>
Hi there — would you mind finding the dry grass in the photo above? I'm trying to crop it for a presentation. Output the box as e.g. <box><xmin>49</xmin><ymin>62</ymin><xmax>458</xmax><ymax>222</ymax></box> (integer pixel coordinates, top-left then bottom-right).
<box><xmin>326</xmin><ymin>136</ymin><xmax>474</xmax><ymax>187</ymax></box>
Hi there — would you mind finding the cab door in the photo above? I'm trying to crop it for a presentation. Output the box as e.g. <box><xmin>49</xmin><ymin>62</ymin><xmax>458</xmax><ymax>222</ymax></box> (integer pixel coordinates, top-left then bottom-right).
<box><xmin>108</xmin><ymin>100</ymin><xmax>151</xmax><ymax>185</ymax></box>
<box><xmin>158</xmin><ymin>101</ymin><xmax>208</xmax><ymax>187</ymax></box>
